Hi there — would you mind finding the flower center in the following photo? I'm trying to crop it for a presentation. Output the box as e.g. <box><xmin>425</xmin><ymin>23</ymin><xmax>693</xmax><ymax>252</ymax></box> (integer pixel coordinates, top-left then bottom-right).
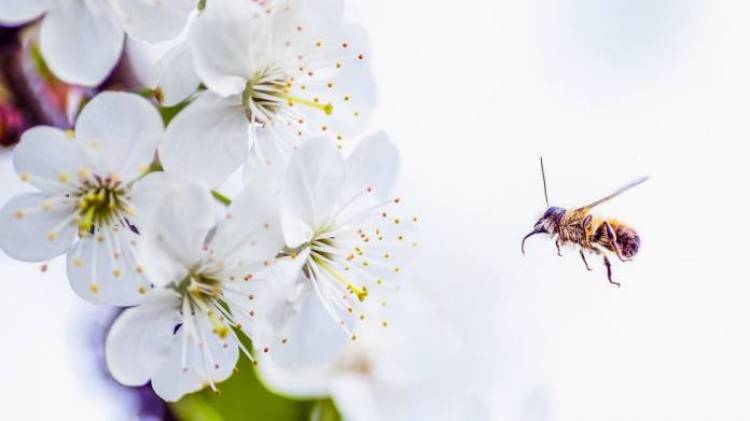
<box><xmin>175</xmin><ymin>271</ymin><xmax>230</xmax><ymax>338</ymax></box>
<box><xmin>242</xmin><ymin>67</ymin><xmax>333</xmax><ymax>124</ymax></box>
<box><xmin>74</xmin><ymin>175</ymin><xmax>129</xmax><ymax>236</ymax></box>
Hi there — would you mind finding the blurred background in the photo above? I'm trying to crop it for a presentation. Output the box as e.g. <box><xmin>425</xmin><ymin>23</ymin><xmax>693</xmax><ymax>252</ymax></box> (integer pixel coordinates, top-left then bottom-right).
<box><xmin>3</xmin><ymin>0</ymin><xmax>750</xmax><ymax>419</ymax></box>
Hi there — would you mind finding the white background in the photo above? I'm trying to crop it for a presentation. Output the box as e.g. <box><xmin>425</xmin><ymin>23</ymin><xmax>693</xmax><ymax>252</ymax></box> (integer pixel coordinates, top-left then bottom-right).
<box><xmin>353</xmin><ymin>0</ymin><xmax>750</xmax><ymax>420</ymax></box>
<box><xmin>3</xmin><ymin>0</ymin><xmax>750</xmax><ymax>420</ymax></box>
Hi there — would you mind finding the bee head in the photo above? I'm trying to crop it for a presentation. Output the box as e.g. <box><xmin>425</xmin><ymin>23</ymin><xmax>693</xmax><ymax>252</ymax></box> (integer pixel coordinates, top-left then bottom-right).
<box><xmin>522</xmin><ymin>206</ymin><xmax>565</xmax><ymax>254</ymax></box>
<box><xmin>534</xmin><ymin>206</ymin><xmax>565</xmax><ymax>233</ymax></box>
<box><xmin>616</xmin><ymin>226</ymin><xmax>640</xmax><ymax>258</ymax></box>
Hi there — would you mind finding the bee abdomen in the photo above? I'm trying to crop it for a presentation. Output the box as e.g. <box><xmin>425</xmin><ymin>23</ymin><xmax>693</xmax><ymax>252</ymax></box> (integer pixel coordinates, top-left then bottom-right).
<box><xmin>593</xmin><ymin>221</ymin><xmax>641</xmax><ymax>258</ymax></box>
<box><xmin>615</xmin><ymin>225</ymin><xmax>641</xmax><ymax>258</ymax></box>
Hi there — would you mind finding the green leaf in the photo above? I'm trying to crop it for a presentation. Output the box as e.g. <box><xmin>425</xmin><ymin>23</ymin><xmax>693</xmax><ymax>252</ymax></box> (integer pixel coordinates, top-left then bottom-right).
<box><xmin>169</xmin><ymin>357</ymin><xmax>318</xmax><ymax>421</ymax></box>
<box><xmin>169</xmin><ymin>358</ymin><xmax>344</xmax><ymax>421</ymax></box>
<box><xmin>309</xmin><ymin>399</ymin><xmax>343</xmax><ymax>421</ymax></box>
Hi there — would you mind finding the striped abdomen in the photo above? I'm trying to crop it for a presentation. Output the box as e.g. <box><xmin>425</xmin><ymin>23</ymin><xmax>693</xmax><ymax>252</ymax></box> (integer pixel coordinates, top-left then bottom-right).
<box><xmin>592</xmin><ymin>220</ymin><xmax>641</xmax><ymax>258</ymax></box>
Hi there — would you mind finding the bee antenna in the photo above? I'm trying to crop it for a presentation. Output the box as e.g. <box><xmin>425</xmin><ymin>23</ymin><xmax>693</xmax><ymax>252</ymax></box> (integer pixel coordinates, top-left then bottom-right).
<box><xmin>540</xmin><ymin>156</ymin><xmax>550</xmax><ymax>207</ymax></box>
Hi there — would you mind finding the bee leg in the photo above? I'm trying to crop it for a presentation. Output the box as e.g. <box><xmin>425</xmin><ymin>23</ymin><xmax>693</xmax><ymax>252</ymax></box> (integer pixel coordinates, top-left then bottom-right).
<box><xmin>555</xmin><ymin>239</ymin><xmax>563</xmax><ymax>257</ymax></box>
<box><xmin>603</xmin><ymin>222</ymin><xmax>631</xmax><ymax>263</ymax></box>
<box><xmin>579</xmin><ymin>250</ymin><xmax>593</xmax><ymax>271</ymax></box>
<box><xmin>602</xmin><ymin>255</ymin><xmax>621</xmax><ymax>287</ymax></box>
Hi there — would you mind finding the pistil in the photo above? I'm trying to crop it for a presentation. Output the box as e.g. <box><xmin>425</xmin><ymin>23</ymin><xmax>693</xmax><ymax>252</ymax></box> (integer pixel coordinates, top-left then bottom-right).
<box><xmin>75</xmin><ymin>177</ymin><xmax>129</xmax><ymax>236</ymax></box>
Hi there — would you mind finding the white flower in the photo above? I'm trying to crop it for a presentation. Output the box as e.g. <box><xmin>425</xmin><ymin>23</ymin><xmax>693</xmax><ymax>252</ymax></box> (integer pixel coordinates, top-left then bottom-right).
<box><xmin>106</xmin><ymin>177</ymin><xmax>286</xmax><ymax>402</ymax></box>
<box><xmin>0</xmin><ymin>92</ymin><xmax>163</xmax><ymax>305</ymax></box>
<box><xmin>126</xmin><ymin>12</ymin><xmax>201</xmax><ymax>107</ymax></box>
<box><xmin>247</xmin><ymin>133</ymin><xmax>417</xmax><ymax>372</ymax></box>
<box><xmin>159</xmin><ymin>0</ymin><xmax>377</xmax><ymax>187</ymax></box>
<box><xmin>0</xmin><ymin>0</ymin><xmax>195</xmax><ymax>86</ymax></box>
<box><xmin>143</xmin><ymin>39</ymin><xmax>201</xmax><ymax>107</ymax></box>
<box><xmin>257</xmin><ymin>287</ymin><xmax>471</xmax><ymax>421</ymax></box>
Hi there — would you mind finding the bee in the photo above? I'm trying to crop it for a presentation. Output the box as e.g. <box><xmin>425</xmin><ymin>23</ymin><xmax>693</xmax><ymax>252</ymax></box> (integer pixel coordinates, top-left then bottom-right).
<box><xmin>521</xmin><ymin>158</ymin><xmax>649</xmax><ymax>287</ymax></box>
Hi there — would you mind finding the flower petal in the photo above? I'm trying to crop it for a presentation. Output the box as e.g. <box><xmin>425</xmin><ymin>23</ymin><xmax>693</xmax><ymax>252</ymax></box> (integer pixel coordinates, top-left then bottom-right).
<box><xmin>272</xmin><ymin>23</ymin><xmax>376</xmax><ymax>140</ymax></box>
<box><xmin>0</xmin><ymin>0</ymin><xmax>48</xmax><ymax>26</ymax></box>
<box><xmin>67</xmin><ymin>226</ymin><xmax>151</xmax><ymax>306</ymax></box>
<box><xmin>150</xmin><ymin>41</ymin><xmax>200</xmax><ymax>106</ymax></box>
<box><xmin>136</xmin><ymin>178</ymin><xmax>216</xmax><ymax>286</ymax></box>
<box><xmin>75</xmin><ymin>92</ymin><xmax>163</xmax><ymax>181</ymax></box>
<box><xmin>270</xmin><ymin>0</ymin><xmax>344</xmax><ymax>50</ymax></box>
<box><xmin>209</xmin><ymin>178</ymin><xmax>284</xmax><ymax>268</ymax></box>
<box><xmin>40</xmin><ymin>2</ymin><xmax>124</xmax><ymax>86</ymax></box>
<box><xmin>151</xmin><ymin>312</ymin><xmax>239</xmax><ymax>402</ymax></box>
<box><xmin>13</xmin><ymin>126</ymin><xmax>92</xmax><ymax>194</ymax></box>
<box><xmin>160</xmin><ymin>91</ymin><xmax>250</xmax><ymax>187</ymax></box>
<box><xmin>129</xmin><ymin>172</ymin><xmax>186</xmax><ymax>228</ymax></box>
<box><xmin>105</xmin><ymin>290</ymin><xmax>182</xmax><ymax>386</ymax></box>
<box><xmin>344</xmin><ymin>132</ymin><xmax>400</xmax><ymax>201</ymax></box>
<box><xmin>0</xmin><ymin>193</ymin><xmax>77</xmax><ymax>261</ymax></box>
<box><xmin>256</xmin><ymin>352</ymin><xmax>333</xmax><ymax>399</ymax></box>
<box><xmin>188</xmin><ymin>0</ymin><xmax>269</xmax><ymax>97</ymax></box>
<box><xmin>267</xmin><ymin>281</ymin><xmax>349</xmax><ymax>370</ymax></box>
<box><xmin>330</xmin><ymin>376</ymin><xmax>380</xmax><ymax>421</ymax></box>
<box><xmin>109</xmin><ymin>0</ymin><xmax>194</xmax><ymax>43</ymax></box>
<box><xmin>128</xmin><ymin>173</ymin><xmax>198</xmax><ymax>288</ymax></box>
<box><xmin>282</xmin><ymin>138</ymin><xmax>345</xmax><ymax>245</ymax></box>
<box><xmin>243</xmin><ymin>135</ymin><xmax>289</xmax><ymax>188</ymax></box>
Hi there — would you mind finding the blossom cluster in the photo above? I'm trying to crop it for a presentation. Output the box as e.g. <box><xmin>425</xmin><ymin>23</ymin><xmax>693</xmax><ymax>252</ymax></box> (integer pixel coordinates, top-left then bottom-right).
<box><xmin>0</xmin><ymin>0</ymin><xmax>418</xmax><ymax>407</ymax></box>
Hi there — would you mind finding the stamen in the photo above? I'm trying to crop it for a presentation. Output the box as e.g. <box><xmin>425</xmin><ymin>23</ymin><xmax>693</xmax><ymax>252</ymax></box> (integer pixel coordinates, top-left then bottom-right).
<box><xmin>311</xmin><ymin>253</ymin><xmax>366</xmax><ymax>300</ymax></box>
<box><xmin>306</xmin><ymin>263</ymin><xmax>352</xmax><ymax>336</ymax></box>
<box><xmin>285</xmin><ymin>95</ymin><xmax>333</xmax><ymax>115</ymax></box>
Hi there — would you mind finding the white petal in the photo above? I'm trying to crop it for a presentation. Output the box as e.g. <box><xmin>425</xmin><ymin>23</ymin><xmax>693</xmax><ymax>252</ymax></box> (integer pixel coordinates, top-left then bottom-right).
<box><xmin>242</xmin><ymin>137</ymin><xmax>289</xmax><ymax>188</ymax></box>
<box><xmin>40</xmin><ymin>3</ymin><xmax>124</xmax><ymax>86</ymax></box>
<box><xmin>209</xmin><ymin>179</ymin><xmax>284</xmax><ymax>267</ymax></box>
<box><xmin>280</xmin><ymin>211</ymin><xmax>314</xmax><ymax>249</ymax></box>
<box><xmin>322</xmin><ymin>57</ymin><xmax>377</xmax><ymax>137</ymax></box>
<box><xmin>344</xmin><ymin>132</ymin><xmax>400</xmax><ymax>201</ymax></box>
<box><xmin>282</xmin><ymin>138</ymin><xmax>345</xmax><ymax>245</ymax></box>
<box><xmin>188</xmin><ymin>0</ymin><xmax>269</xmax><ymax>97</ymax></box>
<box><xmin>151</xmin><ymin>41</ymin><xmax>200</xmax><ymax>106</ymax></box>
<box><xmin>137</xmin><ymin>178</ymin><xmax>216</xmax><ymax>285</ymax></box>
<box><xmin>110</xmin><ymin>0</ymin><xmax>194</xmax><ymax>43</ymax></box>
<box><xmin>224</xmin><ymin>257</ymin><xmax>304</xmax><ymax>352</ymax></box>
<box><xmin>271</xmin><ymin>23</ymin><xmax>375</xmax><ymax>140</ymax></box>
<box><xmin>67</xmin><ymin>226</ymin><xmax>151</xmax><ymax>306</ymax></box>
<box><xmin>160</xmin><ymin>91</ymin><xmax>250</xmax><ymax>187</ymax></box>
<box><xmin>150</xmin><ymin>345</ymin><xmax>203</xmax><ymax>402</ymax></box>
<box><xmin>267</xmin><ymin>282</ymin><xmax>349</xmax><ymax>371</ymax></box>
<box><xmin>13</xmin><ymin>126</ymin><xmax>92</xmax><ymax>194</ymax></box>
<box><xmin>151</xmin><ymin>312</ymin><xmax>239</xmax><ymax>402</ymax></box>
<box><xmin>0</xmin><ymin>193</ymin><xmax>77</xmax><ymax>261</ymax></box>
<box><xmin>330</xmin><ymin>376</ymin><xmax>380</xmax><ymax>421</ymax></box>
<box><xmin>75</xmin><ymin>92</ymin><xmax>163</xmax><ymax>181</ymax></box>
<box><xmin>128</xmin><ymin>173</ymin><xmax>196</xmax><ymax>288</ymax></box>
<box><xmin>256</xmin><ymin>352</ymin><xmax>333</xmax><ymax>399</ymax></box>
<box><xmin>0</xmin><ymin>0</ymin><xmax>48</xmax><ymax>26</ymax></box>
<box><xmin>129</xmin><ymin>172</ymin><xmax>185</xmax><ymax>228</ymax></box>
<box><xmin>105</xmin><ymin>290</ymin><xmax>182</xmax><ymax>386</ymax></box>
<box><xmin>270</xmin><ymin>0</ymin><xmax>344</xmax><ymax>51</ymax></box>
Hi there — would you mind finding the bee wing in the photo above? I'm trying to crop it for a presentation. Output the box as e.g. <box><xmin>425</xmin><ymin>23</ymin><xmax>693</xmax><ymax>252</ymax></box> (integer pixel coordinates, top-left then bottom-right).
<box><xmin>577</xmin><ymin>176</ymin><xmax>650</xmax><ymax>210</ymax></box>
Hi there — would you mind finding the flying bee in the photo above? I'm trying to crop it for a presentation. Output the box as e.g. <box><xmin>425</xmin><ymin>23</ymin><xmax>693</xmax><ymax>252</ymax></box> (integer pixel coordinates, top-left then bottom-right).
<box><xmin>521</xmin><ymin>158</ymin><xmax>649</xmax><ymax>287</ymax></box>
